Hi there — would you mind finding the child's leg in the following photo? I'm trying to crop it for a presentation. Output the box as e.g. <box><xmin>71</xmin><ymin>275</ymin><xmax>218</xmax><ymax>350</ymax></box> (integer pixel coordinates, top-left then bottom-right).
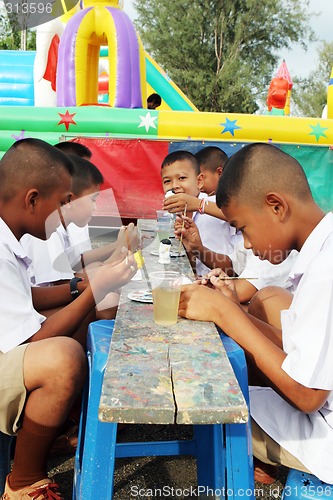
<box><xmin>252</xmin><ymin>419</ymin><xmax>311</xmax><ymax>473</ymax></box>
<box><xmin>9</xmin><ymin>337</ymin><xmax>86</xmax><ymax>490</ymax></box>
<box><xmin>248</xmin><ymin>286</ymin><xmax>293</xmax><ymax>329</ymax></box>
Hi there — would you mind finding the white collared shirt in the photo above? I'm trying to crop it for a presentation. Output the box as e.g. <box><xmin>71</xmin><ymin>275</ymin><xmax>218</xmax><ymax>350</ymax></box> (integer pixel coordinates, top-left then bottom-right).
<box><xmin>238</xmin><ymin>250</ymin><xmax>299</xmax><ymax>291</ymax></box>
<box><xmin>0</xmin><ymin>218</ymin><xmax>46</xmax><ymax>353</ymax></box>
<box><xmin>21</xmin><ymin>232</ymin><xmax>74</xmax><ymax>286</ymax></box>
<box><xmin>56</xmin><ymin>223</ymin><xmax>92</xmax><ymax>268</ymax></box>
<box><xmin>193</xmin><ymin>193</ymin><xmax>241</xmax><ymax>276</ymax></box>
<box><xmin>250</xmin><ymin>212</ymin><xmax>333</xmax><ymax>483</ymax></box>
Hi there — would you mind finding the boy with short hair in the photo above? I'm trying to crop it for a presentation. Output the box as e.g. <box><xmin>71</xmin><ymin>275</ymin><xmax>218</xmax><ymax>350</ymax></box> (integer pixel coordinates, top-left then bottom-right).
<box><xmin>163</xmin><ymin>146</ymin><xmax>228</xmax><ymax>220</ymax></box>
<box><xmin>54</xmin><ymin>141</ymin><xmax>92</xmax><ymax>160</ymax></box>
<box><xmin>0</xmin><ymin>138</ymin><xmax>137</xmax><ymax>498</ymax></box>
<box><xmin>195</xmin><ymin>145</ymin><xmax>228</xmax><ymax>196</ymax></box>
<box><xmin>22</xmin><ymin>155</ymin><xmax>139</xmax><ymax>285</ymax></box>
<box><xmin>161</xmin><ymin>150</ymin><xmax>238</xmax><ymax>276</ymax></box>
<box><xmin>179</xmin><ymin>142</ymin><xmax>333</xmax><ymax>484</ymax></box>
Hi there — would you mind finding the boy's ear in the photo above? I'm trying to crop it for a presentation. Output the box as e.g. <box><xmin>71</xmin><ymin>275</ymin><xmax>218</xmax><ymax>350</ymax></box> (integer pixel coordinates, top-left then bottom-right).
<box><xmin>197</xmin><ymin>172</ymin><xmax>204</xmax><ymax>191</ymax></box>
<box><xmin>25</xmin><ymin>189</ymin><xmax>39</xmax><ymax>212</ymax></box>
<box><xmin>216</xmin><ymin>166</ymin><xmax>223</xmax><ymax>177</ymax></box>
<box><xmin>265</xmin><ymin>192</ymin><xmax>289</xmax><ymax>220</ymax></box>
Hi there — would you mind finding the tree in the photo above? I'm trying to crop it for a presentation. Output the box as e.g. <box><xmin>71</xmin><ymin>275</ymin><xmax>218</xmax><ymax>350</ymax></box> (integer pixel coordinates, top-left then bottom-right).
<box><xmin>0</xmin><ymin>8</ymin><xmax>36</xmax><ymax>50</ymax></box>
<box><xmin>291</xmin><ymin>41</ymin><xmax>333</xmax><ymax>118</ymax></box>
<box><xmin>134</xmin><ymin>0</ymin><xmax>314</xmax><ymax>113</ymax></box>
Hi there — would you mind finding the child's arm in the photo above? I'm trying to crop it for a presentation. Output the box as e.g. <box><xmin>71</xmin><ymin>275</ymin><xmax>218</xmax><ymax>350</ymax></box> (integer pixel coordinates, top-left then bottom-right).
<box><xmin>179</xmin><ymin>284</ymin><xmax>329</xmax><ymax>413</ymax></box>
<box><xmin>28</xmin><ymin>252</ymin><xmax>137</xmax><ymax>342</ymax></box>
<box><xmin>174</xmin><ymin>216</ymin><xmax>234</xmax><ymax>275</ymax></box>
<box><xmin>31</xmin><ymin>280</ymin><xmax>87</xmax><ymax>310</ymax></box>
<box><xmin>73</xmin><ymin>224</ymin><xmax>140</xmax><ymax>270</ymax></box>
<box><xmin>163</xmin><ymin>193</ymin><xmax>227</xmax><ymax>220</ymax></box>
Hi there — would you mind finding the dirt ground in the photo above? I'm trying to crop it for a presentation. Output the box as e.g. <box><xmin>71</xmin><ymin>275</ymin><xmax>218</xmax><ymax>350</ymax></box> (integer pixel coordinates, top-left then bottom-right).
<box><xmin>48</xmin><ymin>423</ymin><xmax>288</xmax><ymax>500</ymax></box>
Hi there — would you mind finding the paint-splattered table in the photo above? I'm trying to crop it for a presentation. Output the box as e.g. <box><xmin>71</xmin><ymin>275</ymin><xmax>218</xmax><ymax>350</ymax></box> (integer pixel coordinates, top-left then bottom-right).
<box><xmin>83</xmin><ymin>222</ymin><xmax>254</xmax><ymax>499</ymax></box>
<box><xmin>99</xmin><ymin>222</ymin><xmax>248</xmax><ymax>425</ymax></box>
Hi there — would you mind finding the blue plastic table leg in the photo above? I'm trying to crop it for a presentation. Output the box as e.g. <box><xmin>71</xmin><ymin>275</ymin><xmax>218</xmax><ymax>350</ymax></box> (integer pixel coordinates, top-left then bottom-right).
<box><xmin>194</xmin><ymin>424</ymin><xmax>225</xmax><ymax>497</ymax></box>
<box><xmin>220</xmin><ymin>331</ymin><xmax>255</xmax><ymax>500</ymax></box>
<box><xmin>73</xmin><ymin>320</ymin><xmax>117</xmax><ymax>500</ymax></box>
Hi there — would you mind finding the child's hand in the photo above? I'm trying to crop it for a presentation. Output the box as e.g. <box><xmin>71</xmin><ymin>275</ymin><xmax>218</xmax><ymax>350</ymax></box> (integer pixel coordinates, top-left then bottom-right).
<box><xmin>163</xmin><ymin>193</ymin><xmax>200</xmax><ymax>214</ymax></box>
<box><xmin>90</xmin><ymin>251</ymin><xmax>137</xmax><ymax>300</ymax></box>
<box><xmin>116</xmin><ymin>224</ymin><xmax>141</xmax><ymax>253</ymax></box>
<box><xmin>179</xmin><ymin>283</ymin><xmax>223</xmax><ymax>322</ymax></box>
<box><xmin>174</xmin><ymin>217</ymin><xmax>202</xmax><ymax>253</ymax></box>
<box><xmin>209</xmin><ymin>271</ymin><xmax>240</xmax><ymax>305</ymax></box>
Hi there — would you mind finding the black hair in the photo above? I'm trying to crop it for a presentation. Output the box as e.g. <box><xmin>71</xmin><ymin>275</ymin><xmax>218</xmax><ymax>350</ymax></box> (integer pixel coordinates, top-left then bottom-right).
<box><xmin>147</xmin><ymin>93</ymin><xmax>162</xmax><ymax>106</ymax></box>
<box><xmin>195</xmin><ymin>146</ymin><xmax>228</xmax><ymax>173</ymax></box>
<box><xmin>67</xmin><ymin>154</ymin><xmax>104</xmax><ymax>195</ymax></box>
<box><xmin>54</xmin><ymin>141</ymin><xmax>92</xmax><ymax>159</ymax></box>
<box><xmin>216</xmin><ymin>142</ymin><xmax>312</xmax><ymax>209</ymax></box>
<box><xmin>161</xmin><ymin>150</ymin><xmax>200</xmax><ymax>175</ymax></box>
<box><xmin>0</xmin><ymin>138</ymin><xmax>74</xmax><ymax>202</ymax></box>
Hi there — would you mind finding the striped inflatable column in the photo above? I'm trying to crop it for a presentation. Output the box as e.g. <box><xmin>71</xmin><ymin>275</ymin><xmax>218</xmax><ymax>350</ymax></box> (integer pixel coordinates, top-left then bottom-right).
<box><xmin>56</xmin><ymin>6</ymin><xmax>145</xmax><ymax>108</ymax></box>
<box><xmin>327</xmin><ymin>67</ymin><xmax>333</xmax><ymax>119</ymax></box>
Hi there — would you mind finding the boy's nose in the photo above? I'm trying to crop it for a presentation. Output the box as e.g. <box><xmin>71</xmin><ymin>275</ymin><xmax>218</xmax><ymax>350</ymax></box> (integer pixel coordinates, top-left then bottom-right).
<box><xmin>243</xmin><ymin>235</ymin><xmax>252</xmax><ymax>250</ymax></box>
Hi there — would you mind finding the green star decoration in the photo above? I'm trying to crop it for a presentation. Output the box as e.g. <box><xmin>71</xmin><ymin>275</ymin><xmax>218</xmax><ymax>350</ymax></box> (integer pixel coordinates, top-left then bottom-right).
<box><xmin>309</xmin><ymin>122</ymin><xmax>329</xmax><ymax>142</ymax></box>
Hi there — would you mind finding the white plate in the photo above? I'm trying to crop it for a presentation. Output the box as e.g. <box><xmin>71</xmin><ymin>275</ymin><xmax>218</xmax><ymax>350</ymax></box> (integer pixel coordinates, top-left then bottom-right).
<box><xmin>128</xmin><ymin>290</ymin><xmax>153</xmax><ymax>303</ymax></box>
<box><xmin>170</xmin><ymin>249</ymin><xmax>186</xmax><ymax>258</ymax></box>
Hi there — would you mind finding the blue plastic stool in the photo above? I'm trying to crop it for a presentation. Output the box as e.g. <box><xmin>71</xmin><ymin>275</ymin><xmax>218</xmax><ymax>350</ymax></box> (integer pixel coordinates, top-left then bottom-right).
<box><xmin>0</xmin><ymin>432</ymin><xmax>14</xmax><ymax>495</ymax></box>
<box><xmin>73</xmin><ymin>320</ymin><xmax>254</xmax><ymax>500</ymax></box>
<box><xmin>281</xmin><ymin>469</ymin><xmax>333</xmax><ymax>500</ymax></box>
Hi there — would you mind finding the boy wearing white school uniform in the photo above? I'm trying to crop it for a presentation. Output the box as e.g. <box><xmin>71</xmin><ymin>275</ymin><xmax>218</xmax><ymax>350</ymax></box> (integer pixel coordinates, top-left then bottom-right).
<box><xmin>178</xmin><ymin>143</ymin><xmax>333</xmax><ymax>484</ymax></box>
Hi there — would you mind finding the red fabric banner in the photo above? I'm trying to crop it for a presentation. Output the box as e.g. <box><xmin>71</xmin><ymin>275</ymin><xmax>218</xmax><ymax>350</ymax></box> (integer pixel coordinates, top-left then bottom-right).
<box><xmin>74</xmin><ymin>138</ymin><xmax>168</xmax><ymax>219</ymax></box>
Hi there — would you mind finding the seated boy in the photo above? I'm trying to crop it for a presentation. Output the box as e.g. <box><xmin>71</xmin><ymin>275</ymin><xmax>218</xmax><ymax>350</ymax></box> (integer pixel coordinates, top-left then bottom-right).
<box><xmin>160</xmin><ymin>150</ymin><xmax>240</xmax><ymax>276</ymax></box>
<box><xmin>163</xmin><ymin>145</ymin><xmax>228</xmax><ymax>220</ymax></box>
<box><xmin>54</xmin><ymin>140</ymin><xmax>92</xmax><ymax>160</ymax></box>
<box><xmin>0</xmin><ymin>138</ymin><xmax>137</xmax><ymax>498</ymax></box>
<box><xmin>195</xmin><ymin>145</ymin><xmax>228</xmax><ymax>196</ymax></box>
<box><xmin>176</xmin><ymin>216</ymin><xmax>298</xmax><ymax>304</ymax></box>
<box><xmin>179</xmin><ymin>143</ymin><xmax>333</xmax><ymax>485</ymax></box>
<box><xmin>21</xmin><ymin>155</ymin><xmax>139</xmax><ymax>315</ymax></box>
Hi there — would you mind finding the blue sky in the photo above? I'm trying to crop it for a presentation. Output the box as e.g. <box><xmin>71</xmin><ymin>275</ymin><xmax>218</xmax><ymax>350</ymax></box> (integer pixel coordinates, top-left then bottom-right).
<box><xmin>123</xmin><ymin>0</ymin><xmax>333</xmax><ymax>81</ymax></box>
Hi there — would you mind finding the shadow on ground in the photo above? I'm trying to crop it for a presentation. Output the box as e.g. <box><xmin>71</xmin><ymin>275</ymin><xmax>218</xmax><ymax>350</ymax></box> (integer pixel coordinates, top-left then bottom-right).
<box><xmin>48</xmin><ymin>424</ymin><xmax>288</xmax><ymax>500</ymax></box>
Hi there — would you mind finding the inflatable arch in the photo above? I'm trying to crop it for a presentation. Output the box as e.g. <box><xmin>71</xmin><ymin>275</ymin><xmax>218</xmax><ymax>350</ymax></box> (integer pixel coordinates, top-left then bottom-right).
<box><xmin>57</xmin><ymin>1</ymin><xmax>146</xmax><ymax>107</ymax></box>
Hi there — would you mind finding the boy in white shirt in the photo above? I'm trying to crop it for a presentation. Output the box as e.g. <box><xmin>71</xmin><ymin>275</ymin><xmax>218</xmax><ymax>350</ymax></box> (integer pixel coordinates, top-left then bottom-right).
<box><xmin>160</xmin><ymin>150</ymin><xmax>239</xmax><ymax>276</ymax></box>
<box><xmin>22</xmin><ymin>155</ymin><xmax>139</xmax><ymax>283</ymax></box>
<box><xmin>179</xmin><ymin>143</ymin><xmax>333</xmax><ymax>485</ymax></box>
<box><xmin>0</xmin><ymin>139</ymin><xmax>137</xmax><ymax>498</ymax></box>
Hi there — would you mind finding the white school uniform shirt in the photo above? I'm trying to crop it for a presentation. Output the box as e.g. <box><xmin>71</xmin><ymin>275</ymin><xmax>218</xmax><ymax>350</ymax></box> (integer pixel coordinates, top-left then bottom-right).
<box><xmin>21</xmin><ymin>233</ymin><xmax>74</xmax><ymax>286</ymax></box>
<box><xmin>250</xmin><ymin>212</ymin><xmax>333</xmax><ymax>483</ymax></box>
<box><xmin>56</xmin><ymin>223</ymin><xmax>92</xmax><ymax>269</ymax></box>
<box><xmin>193</xmin><ymin>193</ymin><xmax>241</xmax><ymax>276</ymax></box>
<box><xmin>238</xmin><ymin>249</ymin><xmax>299</xmax><ymax>291</ymax></box>
<box><xmin>0</xmin><ymin>218</ymin><xmax>46</xmax><ymax>353</ymax></box>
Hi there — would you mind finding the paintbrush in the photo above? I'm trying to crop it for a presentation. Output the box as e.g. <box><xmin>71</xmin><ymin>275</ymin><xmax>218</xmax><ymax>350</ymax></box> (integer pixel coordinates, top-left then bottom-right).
<box><xmin>124</xmin><ymin>226</ymin><xmax>130</xmax><ymax>251</ymax></box>
<box><xmin>217</xmin><ymin>276</ymin><xmax>258</xmax><ymax>280</ymax></box>
<box><xmin>141</xmin><ymin>257</ymin><xmax>152</xmax><ymax>291</ymax></box>
<box><xmin>177</xmin><ymin>202</ymin><xmax>187</xmax><ymax>255</ymax></box>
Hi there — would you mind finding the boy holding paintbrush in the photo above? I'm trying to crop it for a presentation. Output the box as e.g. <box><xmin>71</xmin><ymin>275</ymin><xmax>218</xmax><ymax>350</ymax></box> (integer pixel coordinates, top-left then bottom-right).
<box><xmin>179</xmin><ymin>143</ymin><xmax>333</xmax><ymax>484</ymax></box>
<box><xmin>160</xmin><ymin>150</ymin><xmax>239</xmax><ymax>277</ymax></box>
<box><xmin>22</xmin><ymin>155</ymin><xmax>140</xmax><ymax>319</ymax></box>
